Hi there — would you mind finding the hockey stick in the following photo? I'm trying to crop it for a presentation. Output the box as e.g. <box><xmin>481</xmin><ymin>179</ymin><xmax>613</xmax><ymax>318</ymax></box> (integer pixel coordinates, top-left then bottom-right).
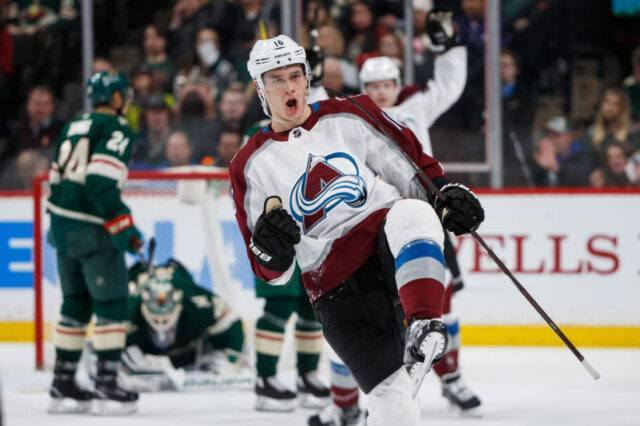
<box><xmin>325</xmin><ymin>88</ymin><xmax>601</xmax><ymax>381</ymax></box>
<box><xmin>135</xmin><ymin>237</ymin><xmax>156</xmax><ymax>275</ymax></box>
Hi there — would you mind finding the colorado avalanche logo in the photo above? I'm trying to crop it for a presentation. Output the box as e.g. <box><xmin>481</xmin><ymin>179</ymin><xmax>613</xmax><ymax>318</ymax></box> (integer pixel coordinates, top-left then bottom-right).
<box><xmin>290</xmin><ymin>153</ymin><xmax>367</xmax><ymax>232</ymax></box>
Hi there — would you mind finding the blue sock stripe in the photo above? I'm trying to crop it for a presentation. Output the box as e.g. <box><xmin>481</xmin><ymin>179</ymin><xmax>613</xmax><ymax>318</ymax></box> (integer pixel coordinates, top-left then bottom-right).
<box><xmin>395</xmin><ymin>239</ymin><xmax>445</xmax><ymax>271</ymax></box>
<box><xmin>446</xmin><ymin>321</ymin><xmax>460</xmax><ymax>337</ymax></box>
<box><xmin>330</xmin><ymin>360</ymin><xmax>351</xmax><ymax>376</ymax></box>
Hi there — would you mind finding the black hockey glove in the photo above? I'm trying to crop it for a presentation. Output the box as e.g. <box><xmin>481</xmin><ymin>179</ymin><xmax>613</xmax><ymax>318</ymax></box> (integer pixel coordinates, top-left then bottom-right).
<box><xmin>433</xmin><ymin>183</ymin><xmax>484</xmax><ymax>236</ymax></box>
<box><xmin>426</xmin><ymin>9</ymin><xmax>460</xmax><ymax>52</ymax></box>
<box><xmin>306</xmin><ymin>46</ymin><xmax>324</xmax><ymax>87</ymax></box>
<box><xmin>250</xmin><ymin>202</ymin><xmax>301</xmax><ymax>272</ymax></box>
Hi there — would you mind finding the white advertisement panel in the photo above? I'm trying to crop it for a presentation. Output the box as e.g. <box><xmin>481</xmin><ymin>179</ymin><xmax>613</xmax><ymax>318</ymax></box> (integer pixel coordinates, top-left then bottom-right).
<box><xmin>1</xmin><ymin>191</ymin><xmax>638</xmax><ymax>328</ymax></box>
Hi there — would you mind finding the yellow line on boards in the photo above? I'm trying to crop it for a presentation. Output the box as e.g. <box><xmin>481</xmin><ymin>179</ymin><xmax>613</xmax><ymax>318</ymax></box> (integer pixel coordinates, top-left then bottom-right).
<box><xmin>1</xmin><ymin>322</ymin><xmax>639</xmax><ymax>347</ymax></box>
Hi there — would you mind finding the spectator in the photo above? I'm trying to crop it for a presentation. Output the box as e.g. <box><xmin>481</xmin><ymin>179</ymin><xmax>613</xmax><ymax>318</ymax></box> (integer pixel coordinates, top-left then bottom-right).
<box><xmin>165</xmin><ymin>130</ymin><xmax>195</xmax><ymax>168</ymax></box>
<box><xmin>4</xmin><ymin>86</ymin><xmax>62</xmax><ymax>164</ymax></box>
<box><xmin>316</xmin><ymin>25</ymin><xmax>346</xmax><ymax>58</ymax></box>
<box><xmin>0</xmin><ymin>6</ymin><xmax>15</xmax><ymax>138</ymax></box>
<box><xmin>131</xmin><ymin>94</ymin><xmax>173</xmax><ymax>170</ymax></box>
<box><xmin>213</xmin><ymin>130</ymin><xmax>242</xmax><ymax>168</ymax></box>
<box><xmin>589</xmin><ymin>142</ymin><xmax>637</xmax><ymax>188</ymax></box>
<box><xmin>58</xmin><ymin>56</ymin><xmax>114</xmax><ymax>122</ymax></box>
<box><xmin>410</xmin><ymin>0</ymin><xmax>436</xmax><ymax>88</ymax></box>
<box><xmin>322</xmin><ymin>57</ymin><xmax>346</xmax><ymax>93</ymax></box>
<box><xmin>175</xmin><ymin>82</ymin><xmax>218</xmax><ymax>159</ymax></box>
<box><xmin>209</xmin><ymin>0</ymin><xmax>261</xmax><ymax>65</ymax></box>
<box><xmin>142</xmin><ymin>24</ymin><xmax>177</xmax><ymax>93</ymax></box>
<box><xmin>532</xmin><ymin>117</ymin><xmax>595</xmax><ymax>187</ymax></box>
<box><xmin>343</xmin><ymin>1</ymin><xmax>387</xmax><ymax>63</ymax></box>
<box><xmin>586</xmin><ymin>87</ymin><xmax>633</xmax><ymax>161</ymax></box>
<box><xmin>356</xmin><ymin>31</ymin><xmax>404</xmax><ymax>70</ymax></box>
<box><xmin>213</xmin><ymin>84</ymin><xmax>251</xmax><ymax>137</ymax></box>
<box><xmin>501</xmin><ymin>48</ymin><xmax>535</xmax><ymax>186</ymax></box>
<box><xmin>127</xmin><ymin>65</ymin><xmax>174</xmax><ymax>133</ymax></box>
<box><xmin>623</xmin><ymin>46</ymin><xmax>640</xmax><ymax>125</ymax></box>
<box><xmin>301</xmin><ymin>0</ymin><xmax>332</xmax><ymax>49</ymax></box>
<box><xmin>167</xmin><ymin>0</ymin><xmax>214</xmax><ymax>65</ymax></box>
<box><xmin>15</xmin><ymin>148</ymin><xmax>49</xmax><ymax>189</ymax></box>
<box><xmin>174</xmin><ymin>27</ymin><xmax>236</xmax><ymax>94</ymax></box>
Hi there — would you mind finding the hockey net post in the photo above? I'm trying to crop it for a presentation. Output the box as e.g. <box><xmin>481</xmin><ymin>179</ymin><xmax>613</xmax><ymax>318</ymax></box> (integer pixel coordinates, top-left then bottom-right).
<box><xmin>32</xmin><ymin>168</ymin><xmax>261</xmax><ymax>371</ymax></box>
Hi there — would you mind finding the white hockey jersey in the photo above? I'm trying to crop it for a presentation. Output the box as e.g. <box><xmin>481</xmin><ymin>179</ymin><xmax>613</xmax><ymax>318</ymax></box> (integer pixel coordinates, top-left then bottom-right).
<box><xmin>230</xmin><ymin>95</ymin><xmax>449</xmax><ymax>303</ymax></box>
<box><xmin>386</xmin><ymin>46</ymin><xmax>466</xmax><ymax>156</ymax></box>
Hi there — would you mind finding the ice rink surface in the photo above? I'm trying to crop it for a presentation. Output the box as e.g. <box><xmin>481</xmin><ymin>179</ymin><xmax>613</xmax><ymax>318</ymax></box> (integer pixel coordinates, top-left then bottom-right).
<box><xmin>1</xmin><ymin>343</ymin><xmax>639</xmax><ymax>426</ymax></box>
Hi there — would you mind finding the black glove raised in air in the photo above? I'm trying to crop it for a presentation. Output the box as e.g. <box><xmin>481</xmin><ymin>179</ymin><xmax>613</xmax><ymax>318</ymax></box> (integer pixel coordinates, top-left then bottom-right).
<box><xmin>250</xmin><ymin>198</ymin><xmax>301</xmax><ymax>272</ymax></box>
<box><xmin>433</xmin><ymin>183</ymin><xmax>484</xmax><ymax>236</ymax></box>
<box><xmin>426</xmin><ymin>8</ymin><xmax>460</xmax><ymax>52</ymax></box>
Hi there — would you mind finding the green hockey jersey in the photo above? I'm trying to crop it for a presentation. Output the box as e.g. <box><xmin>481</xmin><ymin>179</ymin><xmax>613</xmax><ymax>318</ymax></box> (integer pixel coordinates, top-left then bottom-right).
<box><xmin>47</xmin><ymin>112</ymin><xmax>134</xmax><ymax>227</ymax></box>
<box><xmin>126</xmin><ymin>260</ymin><xmax>243</xmax><ymax>363</ymax></box>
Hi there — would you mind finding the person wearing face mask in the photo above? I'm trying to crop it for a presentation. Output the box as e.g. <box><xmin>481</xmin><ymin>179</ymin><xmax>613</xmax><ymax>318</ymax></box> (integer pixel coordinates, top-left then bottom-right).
<box><xmin>175</xmin><ymin>27</ymin><xmax>237</xmax><ymax>93</ymax></box>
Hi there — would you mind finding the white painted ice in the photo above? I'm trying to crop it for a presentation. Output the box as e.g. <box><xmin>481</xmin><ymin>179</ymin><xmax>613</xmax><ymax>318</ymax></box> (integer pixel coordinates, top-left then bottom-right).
<box><xmin>1</xmin><ymin>343</ymin><xmax>639</xmax><ymax>426</ymax></box>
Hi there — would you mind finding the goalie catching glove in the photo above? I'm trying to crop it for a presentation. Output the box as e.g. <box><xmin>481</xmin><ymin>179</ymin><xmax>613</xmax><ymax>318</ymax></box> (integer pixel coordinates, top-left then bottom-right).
<box><xmin>433</xmin><ymin>183</ymin><xmax>484</xmax><ymax>236</ymax></box>
<box><xmin>426</xmin><ymin>8</ymin><xmax>460</xmax><ymax>52</ymax></box>
<box><xmin>250</xmin><ymin>198</ymin><xmax>301</xmax><ymax>271</ymax></box>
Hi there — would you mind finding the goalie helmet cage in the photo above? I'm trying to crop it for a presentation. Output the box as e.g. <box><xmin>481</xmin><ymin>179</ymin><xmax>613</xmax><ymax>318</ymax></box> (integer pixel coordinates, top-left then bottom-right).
<box><xmin>32</xmin><ymin>169</ymin><xmax>258</xmax><ymax>370</ymax></box>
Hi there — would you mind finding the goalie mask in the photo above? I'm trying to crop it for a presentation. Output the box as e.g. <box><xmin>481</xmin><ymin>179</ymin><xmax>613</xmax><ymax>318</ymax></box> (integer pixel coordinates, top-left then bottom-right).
<box><xmin>139</xmin><ymin>276</ymin><xmax>184</xmax><ymax>348</ymax></box>
<box><xmin>248</xmin><ymin>35</ymin><xmax>312</xmax><ymax>117</ymax></box>
<box><xmin>359</xmin><ymin>56</ymin><xmax>402</xmax><ymax>105</ymax></box>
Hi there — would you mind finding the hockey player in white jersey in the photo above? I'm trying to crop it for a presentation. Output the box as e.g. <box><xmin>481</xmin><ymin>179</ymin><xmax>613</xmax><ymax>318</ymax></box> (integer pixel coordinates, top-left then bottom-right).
<box><xmin>310</xmin><ymin>11</ymin><xmax>481</xmax><ymax>425</ymax></box>
<box><xmin>230</xmin><ymin>34</ymin><xmax>484</xmax><ymax>426</ymax></box>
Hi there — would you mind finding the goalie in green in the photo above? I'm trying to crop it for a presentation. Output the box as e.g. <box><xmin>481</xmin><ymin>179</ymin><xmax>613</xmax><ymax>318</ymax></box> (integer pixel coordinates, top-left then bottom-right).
<box><xmin>119</xmin><ymin>259</ymin><xmax>250</xmax><ymax>392</ymax></box>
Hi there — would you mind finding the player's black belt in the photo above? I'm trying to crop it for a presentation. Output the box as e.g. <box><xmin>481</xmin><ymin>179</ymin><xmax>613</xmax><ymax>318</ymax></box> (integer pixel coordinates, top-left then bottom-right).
<box><xmin>322</xmin><ymin>253</ymin><xmax>386</xmax><ymax>302</ymax></box>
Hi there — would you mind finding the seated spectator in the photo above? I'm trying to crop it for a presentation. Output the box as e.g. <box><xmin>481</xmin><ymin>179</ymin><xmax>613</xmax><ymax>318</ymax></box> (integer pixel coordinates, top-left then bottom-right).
<box><xmin>501</xmin><ymin>48</ymin><xmax>535</xmax><ymax>186</ymax></box>
<box><xmin>213</xmin><ymin>129</ymin><xmax>242</xmax><ymax>168</ymax></box>
<box><xmin>58</xmin><ymin>56</ymin><xmax>114</xmax><ymax>121</ymax></box>
<box><xmin>142</xmin><ymin>24</ymin><xmax>178</xmax><ymax>93</ymax></box>
<box><xmin>532</xmin><ymin>117</ymin><xmax>595</xmax><ymax>187</ymax></box>
<box><xmin>4</xmin><ymin>86</ymin><xmax>62</xmax><ymax>164</ymax></box>
<box><xmin>356</xmin><ymin>31</ymin><xmax>404</xmax><ymax>70</ymax></box>
<box><xmin>131</xmin><ymin>94</ymin><xmax>174</xmax><ymax>170</ymax></box>
<box><xmin>316</xmin><ymin>25</ymin><xmax>346</xmax><ymax>58</ymax></box>
<box><xmin>168</xmin><ymin>0</ymin><xmax>215</xmax><ymax>66</ymax></box>
<box><xmin>165</xmin><ymin>130</ymin><xmax>195</xmax><ymax>168</ymax></box>
<box><xmin>175</xmin><ymin>82</ymin><xmax>218</xmax><ymax>160</ymax></box>
<box><xmin>0</xmin><ymin>148</ymin><xmax>49</xmax><ymax>190</ymax></box>
<box><xmin>321</xmin><ymin>57</ymin><xmax>359</xmax><ymax>96</ymax></box>
<box><xmin>585</xmin><ymin>87</ymin><xmax>633</xmax><ymax>161</ymax></box>
<box><xmin>589</xmin><ymin>142</ymin><xmax>637</xmax><ymax>188</ymax></box>
<box><xmin>216</xmin><ymin>85</ymin><xmax>249</xmax><ymax>134</ymax></box>
<box><xmin>623</xmin><ymin>46</ymin><xmax>640</xmax><ymax>125</ymax></box>
<box><xmin>127</xmin><ymin>65</ymin><xmax>174</xmax><ymax>133</ymax></box>
<box><xmin>174</xmin><ymin>27</ymin><xmax>236</xmax><ymax>95</ymax></box>
<box><xmin>343</xmin><ymin>1</ymin><xmax>387</xmax><ymax>63</ymax></box>
<box><xmin>301</xmin><ymin>0</ymin><xmax>333</xmax><ymax>49</ymax></box>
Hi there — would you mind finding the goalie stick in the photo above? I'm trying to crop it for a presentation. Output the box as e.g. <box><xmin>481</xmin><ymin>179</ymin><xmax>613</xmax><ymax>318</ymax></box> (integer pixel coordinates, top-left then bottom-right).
<box><xmin>325</xmin><ymin>88</ymin><xmax>601</xmax><ymax>393</ymax></box>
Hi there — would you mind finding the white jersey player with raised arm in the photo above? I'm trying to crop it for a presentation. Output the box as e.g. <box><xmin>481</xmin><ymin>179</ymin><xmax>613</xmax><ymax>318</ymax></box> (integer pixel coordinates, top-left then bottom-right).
<box><xmin>359</xmin><ymin>47</ymin><xmax>466</xmax><ymax>157</ymax></box>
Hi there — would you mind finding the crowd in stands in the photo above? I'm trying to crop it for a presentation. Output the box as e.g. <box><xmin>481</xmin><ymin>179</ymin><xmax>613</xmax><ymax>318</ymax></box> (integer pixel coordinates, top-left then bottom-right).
<box><xmin>1</xmin><ymin>0</ymin><xmax>639</xmax><ymax>190</ymax></box>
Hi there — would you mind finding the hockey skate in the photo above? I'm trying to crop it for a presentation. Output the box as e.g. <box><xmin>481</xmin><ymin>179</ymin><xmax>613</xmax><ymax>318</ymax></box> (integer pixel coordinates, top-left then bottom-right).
<box><xmin>48</xmin><ymin>361</ymin><xmax>93</xmax><ymax>414</ymax></box>
<box><xmin>92</xmin><ymin>361</ymin><xmax>138</xmax><ymax>415</ymax></box>
<box><xmin>255</xmin><ymin>376</ymin><xmax>297</xmax><ymax>412</ymax></box>
<box><xmin>442</xmin><ymin>373</ymin><xmax>482</xmax><ymax>416</ymax></box>
<box><xmin>404</xmin><ymin>318</ymin><xmax>448</xmax><ymax>398</ymax></box>
<box><xmin>307</xmin><ymin>404</ymin><xmax>363</xmax><ymax>426</ymax></box>
<box><xmin>297</xmin><ymin>371</ymin><xmax>331</xmax><ymax>409</ymax></box>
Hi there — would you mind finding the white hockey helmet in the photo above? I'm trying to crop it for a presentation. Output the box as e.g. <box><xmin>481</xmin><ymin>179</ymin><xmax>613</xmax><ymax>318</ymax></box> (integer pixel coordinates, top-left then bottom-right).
<box><xmin>248</xmin><ymin>35</ymin><xmax>311</xmax><ymax>117</ymax></box>
<box><xmin>359</xmin><ymin>56</ymin><xmax>402</xmax><ymax>95</ymax></box>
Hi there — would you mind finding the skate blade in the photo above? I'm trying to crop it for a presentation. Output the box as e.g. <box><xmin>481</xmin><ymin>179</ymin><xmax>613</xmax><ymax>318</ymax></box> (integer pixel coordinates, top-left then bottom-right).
<box><xmin>48</xmin><ymin>397</ymin><xmax>92</xmax><ymax>414</ymax></box>
<box><xmin>92</xmin><ymin>399</ymin><xmax>138</xmax><ymax>416</ymax></box>
<box><xmin>447</xmin><ymin>401</ymin><xmax>483</xmax><ymax>418</ymax></box>
<box><xmin>255</xmin><ymin>395</ymin><xmax>296</xmax><ymax>412</ymax></box>
<box><xmin>410</xmin><ymin>338</ymin><xmax>439</xmax><ymax>399</ymax></box>
<box><xmin>298</xmin><ymin>392</ymin><xmax>331</xmax><ymax>409</ymax></box>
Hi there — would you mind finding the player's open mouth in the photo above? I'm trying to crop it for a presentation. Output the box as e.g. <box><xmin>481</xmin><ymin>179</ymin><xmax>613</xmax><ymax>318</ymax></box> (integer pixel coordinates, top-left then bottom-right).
<box><xmin>286</xmin><ymin>98</ymin><xmax>298</xmax><ymax>111</ymax></box>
